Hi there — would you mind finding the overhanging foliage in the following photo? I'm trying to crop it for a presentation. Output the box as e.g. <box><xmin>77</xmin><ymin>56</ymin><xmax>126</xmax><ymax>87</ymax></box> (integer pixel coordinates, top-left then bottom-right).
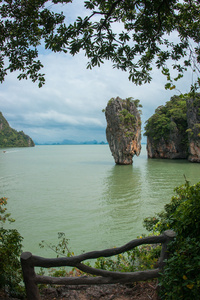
<box><xmin>0</xmin><ymin>0</ymin><xmax>199</xmax><ymax>89</ymax></box>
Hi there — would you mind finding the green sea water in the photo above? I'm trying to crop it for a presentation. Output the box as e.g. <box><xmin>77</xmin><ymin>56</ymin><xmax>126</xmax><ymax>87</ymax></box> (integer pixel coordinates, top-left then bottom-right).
<box><xmin>0</xmin><ymin>145</ymin><xmax>199</xmax><ymax>257</ymax></box>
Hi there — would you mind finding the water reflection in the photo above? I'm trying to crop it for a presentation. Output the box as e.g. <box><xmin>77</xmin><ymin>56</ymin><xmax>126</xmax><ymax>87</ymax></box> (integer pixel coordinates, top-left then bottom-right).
<box><xmin>100</xmin><ymin>146</ymin><xmax>200</xmax><ymax>247</ymax></box>
<box><xmin>101</xmin><ymin>162</ymin><xmax>145</xmax><ymax>245</ymax></box>
<box><xmin>104</xmin><ymin>165</ymin><xmax>141</xmax><ymax>202</ymax></box>
<box><xmin>141</xmin><ymin>157</ymin><xmax>200</xmax><ymax>211</ymax></box>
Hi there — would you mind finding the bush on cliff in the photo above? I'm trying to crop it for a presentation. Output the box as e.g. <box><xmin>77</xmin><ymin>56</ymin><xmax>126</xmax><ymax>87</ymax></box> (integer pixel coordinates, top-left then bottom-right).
<box><xmin>144</xmin><ymin>180</ymin><xmax>200</xmax><ymax>299</ymax></box>
<box><xmin>144</xmin><ymin>95</ymin><xmax>187</xmax><ymax>145</ymax></box>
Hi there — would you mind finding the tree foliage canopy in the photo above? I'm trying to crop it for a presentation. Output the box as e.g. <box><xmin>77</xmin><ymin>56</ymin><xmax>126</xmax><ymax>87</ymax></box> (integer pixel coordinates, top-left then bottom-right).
<box><xmin>0</xmin><ymin>0</ymin><xmax>200</xmax><ymax>88</ymax></box>
<box><xmin>0</xmin><ymin>0</ymin><xmax>72</xmax><ymax>87</ymax></box>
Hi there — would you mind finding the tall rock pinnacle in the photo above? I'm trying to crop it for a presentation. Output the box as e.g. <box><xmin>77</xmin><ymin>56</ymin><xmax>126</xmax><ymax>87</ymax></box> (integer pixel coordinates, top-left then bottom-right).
<box><xmin>105</xmin><ymin>97</ymin><xmax>142</xmax><ymax>165</ymax></box>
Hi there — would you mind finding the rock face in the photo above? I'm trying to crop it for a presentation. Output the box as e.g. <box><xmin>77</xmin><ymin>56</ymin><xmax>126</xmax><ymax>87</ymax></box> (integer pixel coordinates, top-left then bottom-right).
<box><xmin>146</xmin><ymin>118</ymin><xmax>188</xmax><ymax>159</ymax></box>
<box><xmin>147</xmin><ymin>135</ymin><xmax>188</xmax><ymax>159</ymax></box>
<box><xmin>145</xmin><ymin>94</ymin><xmax>200</xmax><ymax>162</ymax></box>
<box><xmin>105</xmin><ymin>97</ymin><xmax>141</xmax><ymax>165</ymax></box>
<box><xmin>145</xmin><ymin>95</ymin><xmax>188</xmax><ymax>159</ymax></box>
<box><xmin>0</xmin><ymin>112</ymin><xmax>35</xmax><ymax>147</ymax></box>
<box><xmin>187</xmin><ymin>95</ymin><xmax>200</xmax><ymax>162</ymax></box>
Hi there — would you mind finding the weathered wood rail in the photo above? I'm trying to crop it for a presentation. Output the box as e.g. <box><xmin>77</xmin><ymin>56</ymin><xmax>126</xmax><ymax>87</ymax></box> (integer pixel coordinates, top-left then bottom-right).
<box><xmin>20</xmin><ymin>230</ymin><xmax>176</xmax><ymax>300</ymax></box>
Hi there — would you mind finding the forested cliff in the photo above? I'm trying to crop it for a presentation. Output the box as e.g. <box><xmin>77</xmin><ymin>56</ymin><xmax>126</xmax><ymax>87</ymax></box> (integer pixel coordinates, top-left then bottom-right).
<box><xmin>144</xmin><ymin>94</ymin><xmax>200</xmax><ymax>162</ymax></box>
<box><xmin>0</xmin><ymin>112</ymin><xmax>35</xmax><ymax>148</ymax></box>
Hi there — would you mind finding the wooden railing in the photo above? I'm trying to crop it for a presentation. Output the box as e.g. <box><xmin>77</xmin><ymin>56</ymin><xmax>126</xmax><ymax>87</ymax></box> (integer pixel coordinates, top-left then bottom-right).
<box><xmin>20</xmin><ymin>230</ymin><xmax>176</xmax><ymax>300</ymax></box>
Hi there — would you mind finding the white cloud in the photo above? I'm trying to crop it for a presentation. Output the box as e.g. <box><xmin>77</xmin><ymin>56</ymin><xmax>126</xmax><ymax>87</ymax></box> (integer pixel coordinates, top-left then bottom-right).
<box><xmin>0</xmin><ymin>1</ymin><xmax>194</xmax><ymax>144</ymax></box>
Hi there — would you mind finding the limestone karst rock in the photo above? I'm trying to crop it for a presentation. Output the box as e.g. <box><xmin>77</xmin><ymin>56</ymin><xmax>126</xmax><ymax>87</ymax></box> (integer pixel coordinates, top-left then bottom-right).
<box><xmin>146</xmin><ymin>135</ymin><xmax>188</xmax><ymax>159</ymax></box>
<box><xmin>145</xmin><ymin>94</ymin><xmax>200</xmax><ymax>162</ymax></box>
<box><xmin>105</xmin><ymin>97</ymin><xmax>142</xmax><ymax>165</ymax></box>
<box><xmin>0</xmin><ymin>112</ymin><xmax>35</xmax><ymax>147</ymax></box>
<box><xmin>145</xmin><ymin>95</ymin><xmax>188</xmax><ymax>159</ymax></box>
<box><xmin>187</xmin><ymin>95</ymin><xmax>200</xmax><ymax>162</ymax></box>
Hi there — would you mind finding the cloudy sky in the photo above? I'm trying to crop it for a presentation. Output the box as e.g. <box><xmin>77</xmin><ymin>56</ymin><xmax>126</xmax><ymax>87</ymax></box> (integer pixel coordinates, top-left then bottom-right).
<box><xmin>0</xmin><ymin>0</ymin><xmax>195</xmax><ymax>144</ymax></box>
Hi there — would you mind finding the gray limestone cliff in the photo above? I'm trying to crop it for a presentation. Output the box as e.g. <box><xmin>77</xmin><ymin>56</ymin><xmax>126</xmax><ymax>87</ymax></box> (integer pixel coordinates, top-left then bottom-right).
<box><xmin>186</xmin><ymin>95</ymin><xmax>200</xmax><ymax>162</ymax></box>
<box><xmin>145</xmin><ymin>94</ymin><xmax>200</xmax><ymax>162</ymax></box>
<box><xmin>146</xmin><ymin>135</ymin><xmax>188</xmax><ymax>159</ymax></box>
<box><xmin>105</xmin><ymin>97</ymin><xmax>142</xmax><ymax>165</ymax></box>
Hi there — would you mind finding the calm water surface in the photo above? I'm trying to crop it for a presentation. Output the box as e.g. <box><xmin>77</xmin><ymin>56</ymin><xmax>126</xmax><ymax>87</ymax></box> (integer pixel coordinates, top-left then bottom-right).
<box><xmin>0</xmin><ymin>145</ymin><xmax>199</xmax><ymax>257</ymax></box>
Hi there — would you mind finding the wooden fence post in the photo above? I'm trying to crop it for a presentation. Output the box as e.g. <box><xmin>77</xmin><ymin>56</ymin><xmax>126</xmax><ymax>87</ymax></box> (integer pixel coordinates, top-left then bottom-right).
<box><xmin>158</xmin><ymin>230</ymin><xmax>176</xmax><ymax>269</ymax></box>
<box><xmin>20</xmin><ymin>252</ymin><xmax>41</xmax><ymax>300</ymax></box>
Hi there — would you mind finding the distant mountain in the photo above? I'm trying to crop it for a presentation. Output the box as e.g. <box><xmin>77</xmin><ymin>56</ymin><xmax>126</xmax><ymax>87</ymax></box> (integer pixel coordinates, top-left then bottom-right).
<box><xmin>61</xmin><ymin>139</ymin><xmax>82</xmax><ymax>145</ymax></box>
<box><xmin>35</xmin><ymin>139</ymin><xmax>107</xmax><ymax>145</ymax></box>
<box><xmin>0</xmin><ymin>112</ymin><xmax>35</xmax><ymax>148</ymax></box>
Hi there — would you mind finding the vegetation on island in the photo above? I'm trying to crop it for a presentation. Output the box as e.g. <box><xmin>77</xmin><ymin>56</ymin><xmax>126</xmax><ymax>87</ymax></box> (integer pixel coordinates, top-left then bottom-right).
<box><xmin>119</xmin><ymin>98</ymin><xmax>142</xmax><ymax>130</ymax></box>
<box><xmin>144</xmin><ymin>94</ymin><xmax>200</xmax><ymax>157</ymax></box>
<box><xmin>103</xmin><ymin>97</ymin><xmax>142</xmax><ymax>142</ymax></box>
<box><xmin>105</xmin><ymin>97</ymin><xmax>142</xmax><ymax>129</ymax></box>
<box><xmin>0</xmin><ymin>0</ymin><xmax>199</xmax><ymax>91</ymax></box>
<box><xmin>0</xmin><ymin>112</ymin><xmax>35</xmax><ymax>148</ymax></box>
<box><xmin>144</xmin><ymin>95</ymin><xmax>188</xmax><ymax>145</ymax></box>
<box><xmin>1</xmin><ymin>180</ymin><xmax>200</xmax><ymax>299</ymax></box>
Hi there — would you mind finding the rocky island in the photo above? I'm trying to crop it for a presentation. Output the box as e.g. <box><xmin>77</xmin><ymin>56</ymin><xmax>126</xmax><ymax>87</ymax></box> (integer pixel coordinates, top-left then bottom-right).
<box><xmin>144</xmin><ymin>94</ymin><xmax>200</xmax><ymax>162</ymax></box>
<box><xmin>186</xmin><ymin>96</ymin><xmax>200</xmax><ymax>162</ymax></box>
<box><xmin>105</xmin><ymin>97</ymin><xmax>142</xmax><ymax>165</ymax></box>
<box><xmin>0</xmin><ymin>112</ymin><xmax>35</xmax><ymax>148</ymax></box>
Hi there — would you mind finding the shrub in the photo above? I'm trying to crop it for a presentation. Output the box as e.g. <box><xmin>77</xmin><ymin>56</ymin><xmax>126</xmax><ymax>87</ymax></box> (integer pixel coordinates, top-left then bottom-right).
<box><xmin>93</xmin><ymin>240</ymin><xmax>161</xmax><ymax>273</ymax></box>
<box><xmin>0</xmin><ymin>197</ymin><xmax>24</xmax><ymax>298</ymax></box>
<box><xmin>159</xmin><ymin>238</ymin><xmax>200</xmax><ymax>299</ymax></box>
<box><xmin>144</xmin><ymin>181</ymin><xmax>200</xmax><ymax>299</ymax></box>
<box><xmin>39</xmin><ymin>232</ymin><xmax>74</xmax><ymax>258</ymax></box>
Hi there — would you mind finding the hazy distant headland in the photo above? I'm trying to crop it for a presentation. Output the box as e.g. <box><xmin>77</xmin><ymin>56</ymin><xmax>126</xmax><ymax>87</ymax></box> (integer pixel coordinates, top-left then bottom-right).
<box><xmin>34</xmin><ymin>139</ymin><xmax>108</xmax><ymax>146</ymax></box>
